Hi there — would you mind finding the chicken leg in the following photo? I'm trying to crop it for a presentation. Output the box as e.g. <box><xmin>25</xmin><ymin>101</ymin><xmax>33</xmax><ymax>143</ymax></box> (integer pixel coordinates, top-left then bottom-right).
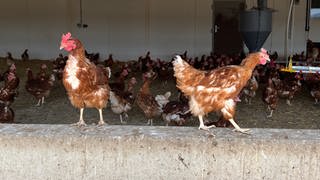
<box><xmin>98</xmin><ymin>109</ymin><xmax>105</xmax><ymax>126</ymax></box>
<box><xmin>36</xmin><ymin>97</ymin><xmax>45</xmax><ymax>107</ymax></box>
<box><xmin>119</xmin><ymin>113</ymin><xmax>128</xmax><ymax>124</ymax></box>
<box><xmin>267</xmin><ymin>107</ymin><xmax>273</xmax><ymax>118</ymax></box>
<box><xmin>73</xmin><ymin>108</ymin><xmax>86</xmax><ymax>126</ymax></box>
<box><xmin>229</xmin><ymin>118</ymin><xmax>251</xmax><ymax>134</ymax></box>
<box><xmin>41</xmin><ymin>96</ymin><xmax>45</xmax><ymax>105</ymax></box>
<box><xmin>198</xmin><ymin>115</ymin><xmax>216</xmax><ymax>131</ymax></box>
<box><xmin>36</xmin><ymin>99</ymin><xmax>41</xmax><ymax>106</ymax></box>
<box><xmin>147</xmin><ymin>119</ymin><xmax>153</xmax><ymax>126</ymax></box>
<box><xmin>221</xmin><ymin>104</ymin><xmax>250</xmax><ymax>134</ymax></box>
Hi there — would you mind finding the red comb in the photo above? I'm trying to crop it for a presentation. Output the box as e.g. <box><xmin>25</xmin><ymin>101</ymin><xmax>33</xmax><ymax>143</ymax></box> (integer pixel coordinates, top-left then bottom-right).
<box><xmin>62</xmin><ymin>32</ymin><xmax>72</xmax><ymax>42</ymax></box>
<box><xmin>260</xmin><ymin>48</ymin><xmax>267</xmax><ymax>53</ymax></box>
<box><xmin>10</xmin><ymin>64</ymin><xmax>16</xmax><ymax>70</ymax></box>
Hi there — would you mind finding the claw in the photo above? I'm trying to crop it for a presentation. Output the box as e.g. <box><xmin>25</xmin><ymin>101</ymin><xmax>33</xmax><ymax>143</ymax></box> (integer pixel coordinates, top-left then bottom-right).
<box><xmin>198</xmin><ymin>125</ymin><xmax>216</xmax><ymax>131</ymax></box>
<box><xmin>232</xmin><ymin>128</ymin><xmax>251</xmax><ymax>135</ymax></box>
<box><xmin>71</xmin><ymin>121</ymin><xmax>87</xmax><ymax>127</ymax></box>
<box><xmin>98</xmin><ymin>120</ymin><xmax>106</xmax><ymax>126</ymax></box>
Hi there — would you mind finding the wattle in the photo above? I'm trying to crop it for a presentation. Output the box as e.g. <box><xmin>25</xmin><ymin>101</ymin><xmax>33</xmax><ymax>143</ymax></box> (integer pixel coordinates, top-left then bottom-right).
<box><xmin>260</xmin><ymin>58</ymin><xmax>267</xmax><ymax>65</ymax></box>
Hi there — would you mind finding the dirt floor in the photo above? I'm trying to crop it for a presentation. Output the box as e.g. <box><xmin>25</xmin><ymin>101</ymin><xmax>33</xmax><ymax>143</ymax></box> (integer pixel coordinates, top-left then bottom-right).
<box><xmin>2</xmin><ymin>59</ymin><xmax>320</xmax><ymax>129</ymax></box>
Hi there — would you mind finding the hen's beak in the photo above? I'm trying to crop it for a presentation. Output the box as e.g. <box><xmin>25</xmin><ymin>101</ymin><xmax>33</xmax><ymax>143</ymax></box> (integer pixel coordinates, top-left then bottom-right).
<box><xmin>59</xmin><ymin>46</ymin><xmax>63</xmax><ymax>50</ymax></box>
<box><xmin>267</xmin><ymin>56</ymin><xmax>271</xmax><ymax>62</ymax></box>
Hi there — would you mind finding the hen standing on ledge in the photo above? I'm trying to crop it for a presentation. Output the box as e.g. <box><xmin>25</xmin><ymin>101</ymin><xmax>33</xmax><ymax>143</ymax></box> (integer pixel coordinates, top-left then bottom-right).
<box><xmin>173</xmin><ymin>48</ymin><xmax>270</xmax><ymax>133</ymax></box>
<box><xmin>60</xmin><ymin>32</ymin><xmax>111</xmax><ymax>126</ymax></box>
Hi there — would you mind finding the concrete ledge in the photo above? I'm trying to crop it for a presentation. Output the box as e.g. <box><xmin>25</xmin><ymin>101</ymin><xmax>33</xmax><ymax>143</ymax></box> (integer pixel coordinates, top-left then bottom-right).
<box><xmin>0</xmin><ymin>124</ymin><xmax>319</xmax><ymax>179</ymax></box>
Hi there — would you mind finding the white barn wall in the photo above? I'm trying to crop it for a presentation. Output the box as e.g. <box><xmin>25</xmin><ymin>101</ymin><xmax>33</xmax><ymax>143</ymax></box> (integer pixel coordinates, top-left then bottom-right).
<box><xmin>309</xmin><ymin>11</ymin><xmax>320</xmax><ymax>42</ymax></box>
<box><xmin>0</xmin><ymin>0</ymin><xmax>71</xmax><ymax>60</ymax></box>
<box><xmin>0</xmin><ymin>0</ymin><xmax>211</xmax><ymax>61</ymax></box>
<box><xmin>0</xmin><ymin>0</ymin><xmax>316</xmax><ymax>61</ymax></box>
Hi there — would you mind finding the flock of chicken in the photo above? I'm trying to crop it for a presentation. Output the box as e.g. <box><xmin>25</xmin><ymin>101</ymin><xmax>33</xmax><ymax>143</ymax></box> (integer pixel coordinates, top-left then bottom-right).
<box><xmin>1</xmin><ymin>32</ymin><xmax>320</xmax><ymax>134</ymax></box>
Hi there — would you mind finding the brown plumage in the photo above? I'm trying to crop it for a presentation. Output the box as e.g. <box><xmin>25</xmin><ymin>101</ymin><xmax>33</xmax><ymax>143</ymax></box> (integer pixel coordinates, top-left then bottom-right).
<box><xmin>0</xmin><ymin>102</ymin><xmax>14</xmax><ymax>123</ymax></box>
<box><xmin>274</xmin><ymin>74</ymin><xmax>302</xmax><ymax>106</ymax></box>
<box><xmin>136</xmin><ymin>71</ymin><xmax>169</xmax><ymax>125</ymax></box>
<box><xmin>104</xmin><ymin>54</ymin><xmax>114</xmax><ymax>67</ymax></box>
<box><xmin>60</xmin><ymin>32</ymin><xmax>111</xmax><ymax>126</ymax></box>
<box><xmin>109</xmin><ymin>68</ymin><xmax>128</xmax><ymax>93</ymax></box>
<box><xmin>161</xmin><ymin>100</ymin><xmax>191</xmax><ymax>126</ymax></box>
<box><xmin>109</xmin><ymin>77</ymin><xmax>137</xmax><ymax>124</ymax></box>
<box><xmin>25</xmin><ymin>68</ymin><xmax>55</xmax><ymax>106</ymax></box>
<box><xmin>241</xmin><ymin>75</ymin><xmax>259</xmax><ymax>104</ymax></box>
<box><xmin>21</xmin><ymin>49</ymin><xmax>29</xmax><ymax>61</ymax></box>
<box><xmin>173</xmin><ymin>49</ymin><xmax>270</xmax><ymax>133</ymax></box>
<box><xmin>52</xmin><ymin>54</ymin><xmax>67</xmax><ymax>80</ymax></box>
<box><xmin>0</xmin><ymin>64</ymin><xmax>19</xmax><ymax>107</ymax></box>
<box><xmin>135</xmin><ymin>71</ymin><xmax>159</xmax><ymax>125</ymax></box>
<box><xmin>262</xmin><ymin>78</ymin><xmax>279</xmax><ymax>118</ymax></box>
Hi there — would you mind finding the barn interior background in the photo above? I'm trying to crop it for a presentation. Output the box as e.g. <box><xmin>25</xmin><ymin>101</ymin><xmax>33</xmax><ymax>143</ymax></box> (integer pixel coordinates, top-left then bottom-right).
<box><xmin>0</xmin><ymin>0</ymin><xmax>319</xmax><ymax>60</ymax></box>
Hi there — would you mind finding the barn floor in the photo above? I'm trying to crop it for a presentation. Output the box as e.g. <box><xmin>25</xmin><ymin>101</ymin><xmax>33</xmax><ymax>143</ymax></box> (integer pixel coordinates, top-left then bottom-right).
<box><xmin>2</xmin><ymin>59</ymin><xmax>320</xmax><ymax>129</ymax></box>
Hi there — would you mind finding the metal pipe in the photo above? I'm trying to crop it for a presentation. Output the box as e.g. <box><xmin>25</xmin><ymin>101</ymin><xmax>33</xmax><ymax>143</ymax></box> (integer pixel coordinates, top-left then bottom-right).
<box><xmin>257</xmin><ymin>0</ymin><xmax>268</xmax><ymax>10</ymax></box>
<box><xmin>292</xmin><ymin>65</ymin><xmax>320</xmax><ymax>73</ymax></box>
<box><xmin>285</xmin><ymin>0</ymin><xmax>295</xmax><ymax>64</ymax></box>
<box><xmin>305</xmin><ymin>0</ymin><xmax>311</xmax><ymax>31</ymax></box>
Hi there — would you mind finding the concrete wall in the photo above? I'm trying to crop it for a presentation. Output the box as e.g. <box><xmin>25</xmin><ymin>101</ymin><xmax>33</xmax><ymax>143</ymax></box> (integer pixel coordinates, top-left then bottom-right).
<box><xmin>0</xmin><ymin>124</ymin><xmax>319</xmax><ymax>179</ymax></box>
<box><xmin>0</xmin><ymin>0</ymin><xmax>211</xmax><ymax>60</ymax></box>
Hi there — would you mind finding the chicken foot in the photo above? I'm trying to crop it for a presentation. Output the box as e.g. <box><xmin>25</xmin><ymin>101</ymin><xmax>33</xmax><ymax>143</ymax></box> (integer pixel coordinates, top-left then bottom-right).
<box><xmin>198</xmin><ymin>115</ymin><xmax>216</xmax><ymax>131</ymax></box>
<box><xmin>98</xmin><ymin>109</ymin><xmax>106</xmax><ymax>126</ymax></box>
<box><xmin>229</xmin><ymin>118</ymin><xmax>251</xmax><ymax>134</ymax></box>
<box><xmin>35</xmin><ymin>97</ymin><xmax>45</xmax><ymax>107</ymax></box>
<box><xmin>119</xmin><ymin>113</ymin><xmax>128</xmax><ymax>124</ymax></box>
<box><xmin>72</xmin><ymin>108</ymin><xmax>87</xmax><ymax>126</ymax></box>
<box><xmin>266</xmin><ymin>109</ymin><xmax>273</xmax><ymax>118</ymax></box>
<box><xmin>36</xmin><ymin>99</ymin><xmax>41</xmax><ymax>106</ymax></box>
<box><xmin>147</xmin><ymin>119</ymin><xmax>153</xmax><ymax>126</ymax></box>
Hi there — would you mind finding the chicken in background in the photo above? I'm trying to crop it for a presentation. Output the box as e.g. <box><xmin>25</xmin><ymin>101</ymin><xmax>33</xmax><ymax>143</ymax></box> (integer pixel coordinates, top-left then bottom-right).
<box><xmin>60</xmin><ymin>32</ymin><xmax>111</xmax><ymax>126</ymax></box>
<box><xmin>155</xmin><ymin>91</ymin><xmax>171</xmax><ymax>109</ymax></box>
<box><xmin>0</xmin><ymin>102</ymin><xmax>14</xmax><ymax>123</ymax></box>
<box><xmin>138</xmin><ymin>51</ymin><xmax>152</xmax><ymax>73</ymax></box>
<box><xmin>21</xmin><ymin>49</ymin><xmax>29</xmax><ymax>61</ymax></box>
<box><xmin>241</xmin><ymin>75</ymin><xmax>259</xmax><ymax>104</ymax></box>
<box><xmin>310</xmin><ymin>87</ymin><xmax>320</xmax><ymax>104</ymax></box>
<box><xmin>109</xmin><ymin>77</ymin><xmax>137</xmax><ymax>124</ymax></box>
<box><xmin>161</xmin><ymin>99</ymin><xmax>191</xmax><ymax>126</ymax></box>
<box><xmin>262</xmin><ymin>78</ymin><xmax>279</xmax><ymax>118</ymax></box>
<box><xmin>85</xmin><ymin>50</ymin><xmax>100</xmax><ymax>65</ymax></box>
<box><xmin>6</xmin><ymin>52</ymin><xmax>14</xmax><ymax>61</ymax></box>
<box><xmin>36</xmin><ymin>64</ymin><xmax>50</xmax><ymax>81</ymax></box>
<box><xmin>155</xmin><ymin>59</ymin><xmax>173</xmax><ymax>85</ymax></box>
<box><xmin>274</xmin><ymin>72</ymin><xmax>302</xmax><ymax>106</ymax></box>
<box><xmin>135</xmin><ymin>70</ymin><xmax>169</xmax><ymax>125</ymax></box>
<box><xmin>5</xmin><ymin>52</ymin><xmax>14</xmax><ymax>66</ymax></box>
<box><xmin>25</xmin><ymin>68</ymin><xmax>55</xmax><ymax>106</ymax></box>
<box><xmin>173</xmin><ymin>48</ymin><xmax>270</xmax><ymax>133</ymax></box>
<box><xmin>0</xmin><ymin>65</ymin><xmax>18</xmax><ymax>123</ymax></box>
<box><xmin>0</xmin><ymin>65</ymin><xmax>20</xmax><ymax>106</ymax></box>
<box><xmin>1</xmin><ymin>64</ymin><xmax>20</xmax><ymax>90</ymax></box>
<box><xmin>52</xmin><ymin>53</ymin><xmax>67</xmax><ymax>80</ymax></box>
<box><xmin>179</xmin><ymin>50</ymin><xmax>188</xmax><ymax>60</ymax></box>
<box><xmin>104</xmin><ymin>54</ymin><xmax>114</xmax><ymax>68</ymax></box>
<box><xmin>109</xmin><ymin>68</ymin><xmax>129</xmax><ymax>93</ymax></box>
<box><xmin>306</xmin><ymin>72</ymin><xmax>320</xmax><ymax>104</ymax></box>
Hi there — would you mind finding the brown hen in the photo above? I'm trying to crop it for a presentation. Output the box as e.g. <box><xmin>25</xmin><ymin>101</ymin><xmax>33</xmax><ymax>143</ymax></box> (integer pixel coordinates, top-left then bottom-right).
<box><xmin>173</xmin><ymin>49</ymin><xmax>270</xmax><ymax>133</ymax></box>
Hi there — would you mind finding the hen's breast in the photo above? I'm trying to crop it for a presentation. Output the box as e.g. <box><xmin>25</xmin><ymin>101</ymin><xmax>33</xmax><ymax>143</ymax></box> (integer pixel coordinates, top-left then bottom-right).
<box><xmin>63</xmin><ymin>56</ymin><xmax>81</xmax><ymax>91</ymax></box>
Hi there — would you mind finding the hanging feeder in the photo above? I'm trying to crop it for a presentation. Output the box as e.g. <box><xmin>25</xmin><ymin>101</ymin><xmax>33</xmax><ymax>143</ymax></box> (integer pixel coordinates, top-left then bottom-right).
<box><xmin>77</xmin><ymin>0</ymin><xmax>88</xmax><ymax>28</ymax></box>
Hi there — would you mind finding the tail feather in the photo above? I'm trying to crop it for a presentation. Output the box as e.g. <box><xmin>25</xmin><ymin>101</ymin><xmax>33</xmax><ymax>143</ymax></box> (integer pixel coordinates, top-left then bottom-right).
<box><xmin>172</xmin><ymin>55</ymin><xmax>205</xmax><ymax>96</ymax></box>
